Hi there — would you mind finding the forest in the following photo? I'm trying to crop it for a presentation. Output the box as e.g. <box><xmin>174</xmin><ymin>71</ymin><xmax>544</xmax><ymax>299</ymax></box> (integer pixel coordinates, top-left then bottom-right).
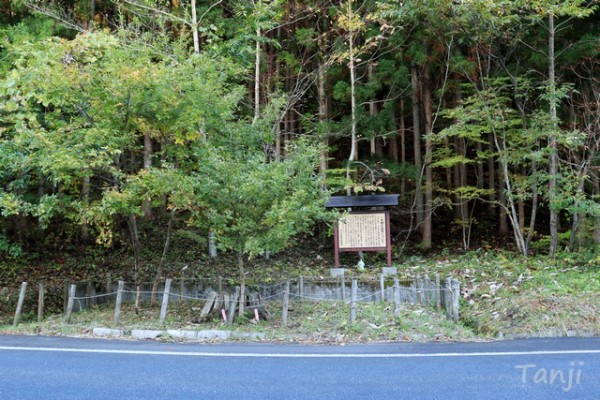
<box><xmin>1</xmin><ymin>0</ymin><xmax>599</xmax><ymax>282</ymax></box>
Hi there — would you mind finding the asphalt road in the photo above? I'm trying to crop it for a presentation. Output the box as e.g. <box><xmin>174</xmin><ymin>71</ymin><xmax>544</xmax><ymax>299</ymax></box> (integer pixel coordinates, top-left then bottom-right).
<box><xmin>1</xmin><ymin>335</ymin><xmax>599</xmax><ymax>399</ymax></box>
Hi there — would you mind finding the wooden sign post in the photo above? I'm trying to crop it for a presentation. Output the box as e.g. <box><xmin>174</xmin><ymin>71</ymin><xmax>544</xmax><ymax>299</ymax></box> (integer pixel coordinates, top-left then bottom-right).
<box><xmin>326</xmin><ymin>195</ymin><xmax>398</xmax><ymax>268</ymax></box>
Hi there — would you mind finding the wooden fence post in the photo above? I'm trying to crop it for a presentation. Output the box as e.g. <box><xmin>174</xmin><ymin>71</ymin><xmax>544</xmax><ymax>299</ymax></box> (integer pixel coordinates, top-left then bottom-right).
<box><xmin>350</xmin><ymin>279</ymin><xmax>357</xmax><ymax>324</ymax></box>
<box><xmin>37</xmin><ymin>282</ymin><xmax>45</xmax><ymax>322</ymax></box>
<box><xmin>13</xmin><ymin>282</ymin><xmax>27</xmax><ymax>326</ymax></box>
<box><xmin>299</xmin><ymin>276</ymin><xmax>304</xmax><ymax>300</ymax></box>
<box><xmin>228</xmin><ymin>286</ymin><xmax>240</xmax><ymax>324</ymax></box>
<box><xmin>379</xmin><ymin>274</ymin><xmax>385</xmax><ymax>302</ymax></box>
<box><xmin>445</xmin><ymin>276</ymin><xmax>452</xmax><ymax>320</ymax></box>
<box><xmin>416</xmin><ymin>274</ymin><xmax>422</xmax><ymax>304</ymax></box>
<box><xmin>424</xmin><ymin>275</ymin><xmax>431</xmax><ymax>304</ymax></box>
<box><xmin>86</xmin><ymin>280</ymin><xmax>95</xmax><ymax>308</ymax></box>
<box><xmin>63</xmin><ymin>281</ymin><xmax>69</xmax><ymax>313</ymax></box>
<box><xmin>282</xmin><ymin>280</ymin><xmax>290</xmax><ymax>327</ymax></box>
<box><xmin>435</xmin><ymin>274</ymin><xmax>441</xmax><ymax>312</ymax></box>
<box><xmin>159</xmin><ymin>278</ymin><xmax>172</xmax><ymax>324</ymax></box>
<box><xmin>452</xmin><ymin>279</ymin><xmax>460</xmax><ymax>323</ymax></box>
<box><xmin>65</xmin><ymin>284</ymin><xmax>77</xmax><ymax>323</ymax></box>
<box><xmin>179</xmin><ymin>278</ymin><xmax>185</xmax><ymax>304</ymax></box>
<box><xmin>106</xmin><ymin>273</ymin><xmax>112</xmax><ymax>296</ymax></box>
<box><xmin>113</xmin><ymin>280</ymin><xmax>125</xmax><ymax>325</ymax></box>
<box><xmin>393</xmin><ymin>278</ymin><xmax>401</xmax><ymax>319</ymax></box>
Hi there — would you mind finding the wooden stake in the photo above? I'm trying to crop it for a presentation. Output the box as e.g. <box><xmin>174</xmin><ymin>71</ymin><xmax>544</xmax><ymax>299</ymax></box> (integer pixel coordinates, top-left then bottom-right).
<box><xmin>159</xmin><ymin>278</ymin><xmax>172</xmax><ymax>324</ymax></box>
<box><xmin>13</xmin><ymin>282</ymin><xmax>27</xmax><ymax>326</ymax></box>
<box><xmin>86</xmin><ymin>280</ymin><xmax>94</xmax><ymax>308</ymax></box>
<box><xmin>445</xmin><ymin>276</ymin><xmax>452</xmax><ymax>320</ymax></box>
<box><xmin>416</xmin><ymin>274</ymin><xmax>422</xmax><ymax>304</ymax></box>
<box><xmin>106</xmin><ymin>273</ymin><xmax>113</xmax><ymax>301</ymax></box>
<box><xmin>393</xmin><ymin>278</ymin><xmax>401</xmax><ymax>319</ymax></box>
<box><xmin>299</xmin><ymin>276</ymin><xmax>304</xmax><ymax>300</ymax></box>
<box><xmin>63</xmin><ymin>281</ymin><xmax>69</xmax><ymax>313</ymax></box>
<box><xmin>350</xmin><ymin>279</ymin><xmax>357</xmax><ymax>324</ymax></box>
<box><xmin>113</xmin><ymin>280</ymin><xmax>125</xmax><ymax>325</ymax></box>
<box><xmin>200</xmin><ymin>291</ymin><xmax>217</xmax><ymax>319</ymax></box>
<box><xmin>379</xmin><ymin>274</ymin><xmax>385</xmax><ymax>302</ymax></box>
<box><xmin>65</xmin><ymin>284</ymin><xmax>76</xmax><ymax>324</ymax></box>
<box><xmin>424</xmin><ymin>275</ymin><xmax>431</xmax><ymax>304</ymax></box>
<box><xmin>106</xmin><ymin>273</ymin><xmax>112</xmax><ymax>293</ymax></box>
<box><xmin>435</xmin><ymin>273</ymin><xmax>441</xmax><ymax>312</ymax></box>
<box><xmin>452</xmin><ymin>279</ymin><xmax>460</xmax><ymax>323</ymax></box>
<box><xmin>228</xmin><ymin>286</ymin><xmax>240</xmax><ymax>324</ymax></box>
<box><xmin>37</xmin><ymin>282</ymin><xmax>44</xmax><ymax>322</ymax></box>
<box><xmin>282</xmin><ymin>280</ymin><xmax>290</xmax><ymax>327</ymax></box>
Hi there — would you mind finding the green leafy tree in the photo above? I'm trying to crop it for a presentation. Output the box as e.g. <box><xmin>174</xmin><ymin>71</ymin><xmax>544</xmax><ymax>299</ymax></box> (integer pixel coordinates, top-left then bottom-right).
<box><xmin>191</xmin><ymin>123</ymin><xmax>329</xmax><ymax>315</ymax></box>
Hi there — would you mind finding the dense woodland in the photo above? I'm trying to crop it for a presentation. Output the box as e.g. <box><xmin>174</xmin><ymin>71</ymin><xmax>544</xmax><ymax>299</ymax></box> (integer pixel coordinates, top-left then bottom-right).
<box><xmin>0</xmin><ymin>0</ymin><xmax>599</xmax><ymax>279</ymax></box>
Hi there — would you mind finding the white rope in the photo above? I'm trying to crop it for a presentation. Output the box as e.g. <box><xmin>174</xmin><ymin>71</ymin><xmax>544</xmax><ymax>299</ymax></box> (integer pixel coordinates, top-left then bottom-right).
<box><xmin>72</xmin><ymin>291</ymin><xmax>118</xmax><ymax>300</ymax></box>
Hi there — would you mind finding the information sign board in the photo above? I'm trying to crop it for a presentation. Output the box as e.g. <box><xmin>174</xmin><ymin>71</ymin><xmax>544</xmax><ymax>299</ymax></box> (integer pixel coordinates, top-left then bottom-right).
<box><xmin>338</xmin><ymin>212</ymin><xmax>387</xmax><ymax>250</ymax></box>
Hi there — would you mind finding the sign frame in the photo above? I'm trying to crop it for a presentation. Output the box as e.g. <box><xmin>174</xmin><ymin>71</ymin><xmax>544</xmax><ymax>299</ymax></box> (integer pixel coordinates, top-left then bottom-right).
<box><xmin>333</xmin><ymin>210</ymin><xmax>392</xmax><ymax>267</ymax></box>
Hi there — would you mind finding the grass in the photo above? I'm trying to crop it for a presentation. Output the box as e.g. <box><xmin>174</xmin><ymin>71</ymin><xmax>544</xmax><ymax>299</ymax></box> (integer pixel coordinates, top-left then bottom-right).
<box><xmin>399</xmin><ymin>249</ymin><xmax>600</xmax><ymax>338</ymax></box>
<box><xmin>0</xmin><ymin>299</ymin><xmax>476</xmax><ymax>344</ymax></box>
<box><xmin>1</xmin><ymin>249</ymin><xmax>599</xmax><ymax>342</ymax></box>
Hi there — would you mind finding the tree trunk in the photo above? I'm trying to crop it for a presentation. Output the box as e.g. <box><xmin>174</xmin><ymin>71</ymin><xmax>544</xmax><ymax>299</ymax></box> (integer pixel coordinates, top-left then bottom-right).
<box><xmin>411</xmin><ymin>64</ymin><xmax>424</xmax><ymax>228</ymax></box>
<box><xmin>317</xmin><ymin>32</ymin><xmax>329</xmax><ymax>180</ymax></box>
<box><xmin>487</xmin><ymin>133</ymin><xmax>496</xmax><ymax>215</ymax></box>
<box><xmin>142</xmin><ymin>133</ymin><xmax>152</xmax><ymax>219</ymax></box>
<box><xmin>548</xmin><ymin>14</ymin><xmax>559</xmax><ymax>257</ymax></box>
<box><xmin>454</xmin><ymin>136</ymin><xmax>468</xmax><ymax>224</ymax></box>
<box><xmin>346</xmin><ymin>3</ymin><xmax>358</xmax><ymax>193</ymax></box>
<box><xmin>253</xmin><ymin>20</ymin><xmax>261</xmax><ymax>125</ymax></box>
<box><xmin>397</xmin><ymin>99</ymin><xmax>406</xmax><ymax>194</ymax></box>
<box><xmin>81</xmin><ymin>175</ymin><xmax>90</xmax><ymax>241</ymax></box>
<box><xmin>498</xmin><ymin>166</ymin><xmax>509</xmax><ymax>235</ymax></box>
<box><xmin>493</xmin><ymin>133</ymin><xmax>527</xmax><ymax>255</ymax></box>
<box><xmin>594</xmin><ymin>175</ymin><xmax>600</xmax><ymax>245</ymax></box>
<box><xmin>517</xmin><ymin>167</ymin><xmax>526</xmax><ymax>232</ymax></box>
<box><xmin>127</xmin><ymin>215</ymin><xmax>142</xmax><ymax>310</ymax></box>
<box><xmin>348</xmin><ymin>14</ymin><xmax>358</xmax><ymax>163</ymax></box>
<box><xmin>421</xmin><ymin>63</ymin><xmax>433</xmax><ymax>250</ymax></box>
<box><xmin>238</xmin><ymin>251</ymin><xmax>245</xmax><ymax>318</ymax></box>
<box><xmin>476</xmin><ymin>140</ymin><xmax>484</xmax><ymax>189</ymax></box>
<box><xmin>151</xmin><ymin>210</ymin><xmax>176</xmax><ymax>305</ymax></box>
<box><xmin>191</xmin><ymin>0</ymin><xmax>200</xmax><ymax>54</ymax></box>
<box><xmin>89</xmin><ymin>0</ymin><xmax>95</xmax><ymax>27</ymax></box>
<box><xmin>368</xmin><ymin>62</ymin><xmax>381</xmax><ymax>157</ymax></box>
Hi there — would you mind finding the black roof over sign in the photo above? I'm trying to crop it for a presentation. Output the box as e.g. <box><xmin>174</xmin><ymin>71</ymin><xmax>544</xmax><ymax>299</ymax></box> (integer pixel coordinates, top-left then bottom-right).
<box><xmin>325</xmin><ymin>194</ymin><xmax>399</xmax><ymax>208</ymax></box>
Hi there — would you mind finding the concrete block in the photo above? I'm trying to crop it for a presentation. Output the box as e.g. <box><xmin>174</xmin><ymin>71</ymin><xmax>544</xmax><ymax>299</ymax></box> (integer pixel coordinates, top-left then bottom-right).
<box><xmin>131</xmin><ymin>329</ymin><xmax>163</xmax><ymax>339</ymax></box>
<box><xmin>231</xmin><ymin>332</ymin><xmax>266</xmax><ymax>340</ymax></box>
<box><xmin>93</xmin><ymin>328</ymin><xmax>123</xmax><ymax>337</ymax></box>
<box><xmin>330</xmin><ymin>268</ymin><xmax>346</xmax><ymax>277</ymax></box>
<box><xmin>382</xmin><ymin>267</ymin><xmax>397</xmax><ymax>276</ymax></box>
<box><xmin>166</xmin><ymin>330</ymin><xmax>198</xmax><ymax>340</ymax></box>
<box><xmin>196</xmin><ymin>330</ymin><xmax>231</xmax><ymax>340</ymax></box>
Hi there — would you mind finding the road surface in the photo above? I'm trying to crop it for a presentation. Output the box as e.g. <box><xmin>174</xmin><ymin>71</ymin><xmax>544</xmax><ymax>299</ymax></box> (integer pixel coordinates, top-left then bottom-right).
<box><xmin>1</xmin><ymin>335</ymin><xmax>599</xmax><ymax>399</ymax></box>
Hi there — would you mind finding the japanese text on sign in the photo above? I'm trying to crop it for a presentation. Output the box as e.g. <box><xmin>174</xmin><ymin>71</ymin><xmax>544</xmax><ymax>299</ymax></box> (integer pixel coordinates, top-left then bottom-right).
<box><xmin>338</xmin><ymin>212</ymin><xmax>387</xmax><ymax>249</ymax></box>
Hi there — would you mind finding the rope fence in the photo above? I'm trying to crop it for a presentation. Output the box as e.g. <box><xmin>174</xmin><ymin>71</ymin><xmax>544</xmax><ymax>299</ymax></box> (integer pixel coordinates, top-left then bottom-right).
<box><xmin>5</xmin><ymin>272</ymin><xmax>462</xmax><ymax>327</ymax></box>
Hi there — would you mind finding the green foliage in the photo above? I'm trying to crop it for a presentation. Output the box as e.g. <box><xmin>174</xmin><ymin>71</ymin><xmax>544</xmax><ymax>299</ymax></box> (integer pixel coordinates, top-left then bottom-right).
<box><xmin>194</xmin><ymin>134</ymin><xmax>330</xmax><ymax>258</ymax></box>
<box><xmin>0</xmin><ymin>235</ymin><xmax>23</xmax><ymax>259</ymax></box>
